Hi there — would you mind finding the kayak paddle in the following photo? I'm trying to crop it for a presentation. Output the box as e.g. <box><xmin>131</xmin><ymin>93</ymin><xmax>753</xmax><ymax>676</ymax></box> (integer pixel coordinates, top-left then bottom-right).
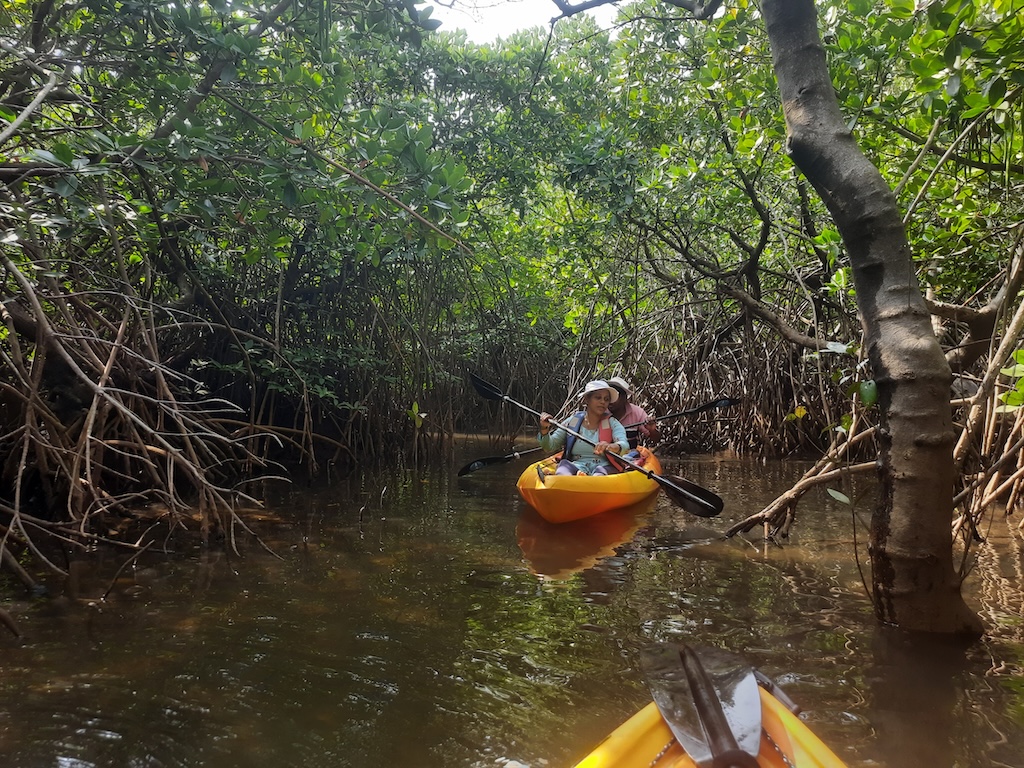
<box><xmin>622</xmin><ymin>396</ymin><xmax>742</xmax><ymax>429</ymax></box>
<box><xmin>641</xmin><ymin>642</ymin><xmax>761</xmax><ymax>768</ymax></box>
<box><xmin>469</xmin><ymin>373</ymin><xmax>724</xmax><ymax>518</ymax></box>
<box><xmin>457</xmin><ymin>446</ymin><xmax>544</xmax><ymax>476</ymax></box>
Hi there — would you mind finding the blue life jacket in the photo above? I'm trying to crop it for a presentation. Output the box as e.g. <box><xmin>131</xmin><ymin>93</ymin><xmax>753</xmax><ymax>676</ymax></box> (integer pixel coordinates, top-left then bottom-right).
<box><xmin>563</xmin><ymin>411</ymin><xmax>613</xmax><ymax>459</ymax></box>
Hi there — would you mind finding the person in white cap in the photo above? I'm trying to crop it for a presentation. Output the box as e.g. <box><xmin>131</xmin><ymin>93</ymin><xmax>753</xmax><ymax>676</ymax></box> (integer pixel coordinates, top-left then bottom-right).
<box><xmin>537</xmin><ymin>380</ymin><xmax>629</xmax><ymax>475</ymax></box>
<box><xmin>607</xmin><ymin>376</ymin><xmax>661</xmax><ymax>448</ymax></box>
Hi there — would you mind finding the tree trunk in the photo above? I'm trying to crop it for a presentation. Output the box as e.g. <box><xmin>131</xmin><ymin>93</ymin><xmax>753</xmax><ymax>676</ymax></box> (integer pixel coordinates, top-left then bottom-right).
<box><xmin>761</xmin><ymin>0</ymin><xmax>981</xmax><ymax>634</ymax></box>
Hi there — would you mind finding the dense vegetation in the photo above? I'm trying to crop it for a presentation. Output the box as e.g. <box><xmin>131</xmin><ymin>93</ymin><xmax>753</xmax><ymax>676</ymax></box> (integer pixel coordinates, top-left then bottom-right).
<box><xmin>1</xmin><ymin>0</ymin><xmax>1022</xmax><ymax>632</ymax></box>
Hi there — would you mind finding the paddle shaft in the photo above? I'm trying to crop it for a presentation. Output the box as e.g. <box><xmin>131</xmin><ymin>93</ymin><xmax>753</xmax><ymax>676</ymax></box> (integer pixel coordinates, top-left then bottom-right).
<box><xmin>680</xmin><ymin>646</ymin><xmax>759</xmax><ymax>768</ymax></box>
<box><xmin>622</xmin><ymin>397</ymin><xmax>740</xmax><ymax>429</ymax></box>
<box><xmin>643</xmin><ymin>643</ymin><xmax>762</xmax><ymax>768</ymax></box>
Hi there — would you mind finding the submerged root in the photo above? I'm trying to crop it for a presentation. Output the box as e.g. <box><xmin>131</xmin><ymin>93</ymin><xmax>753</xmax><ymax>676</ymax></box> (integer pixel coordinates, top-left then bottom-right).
<box><xmin>0</xmin><ymin>605</ymin><xmax>20</xmax><ymax>638</ymax></box>
<box><xmin>727</xmin><ymin>461</ymin><xmax>876</xmax><ymax>538</ymax></box>
<box><xmin>726</xmin><ymin>421</ymin><xmax>877</xmax><ymax>539</ymax></box>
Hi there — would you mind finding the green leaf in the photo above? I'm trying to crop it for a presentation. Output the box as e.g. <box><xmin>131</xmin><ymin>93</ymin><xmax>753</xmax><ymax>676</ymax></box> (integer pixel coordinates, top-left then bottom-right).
<box><xmin>52</xmin><ymin>143</ymin><xmax>75</xmax><ymax>165</ymax></box>
<box><xmin>785</xmin><ymin>405</ymin><xmax>807</xmax><ymax>422</ymax></box>
<box><xmin>54</xmin><ymin>176</ymin><xmax>79</xmax><ymax>197</ymax></box>
<box><xmin>1001</xmin><ymin>389</ymin><xmax>1024</xmax><ymax>407</ymax></box>
<box><xmin>945</xmin><ymin>72</ymin><xmax>961</xmax><ymax>97</ymax></box>
<box><xmin>28</xmin><ymin>149</ymin><xmax>62</xmax><ymax>165</ymax></box>
<box><xmin>282</xmin><ymin>182</ymin><xmax>298</xmax><ymax>207</ymax></box>
<box><xmin>986</xmin><ymin>76</ymin><xmax>1007</xmax><ymax>106</ymax></box>
<box><xmin>827</xmin><ymin>488</ymin><xmax>852</xmax><ymax>505</ymax></box>
<box><xmin>858</xmin><ymin>380</ymin><xmax>878</xmax><ymax>407</ymax></box>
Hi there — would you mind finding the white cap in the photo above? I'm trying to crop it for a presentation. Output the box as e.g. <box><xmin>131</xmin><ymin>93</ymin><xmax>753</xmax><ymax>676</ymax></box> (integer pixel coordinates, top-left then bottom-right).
<box><xmin>578</xmin><ymin>380</ymin><xmax>619</xmax><ymax>403</ymax></box>
<box><xmin>607</xmin><ymin>376</ymin><xmax>631</xmax><ymax>396</ymax></box>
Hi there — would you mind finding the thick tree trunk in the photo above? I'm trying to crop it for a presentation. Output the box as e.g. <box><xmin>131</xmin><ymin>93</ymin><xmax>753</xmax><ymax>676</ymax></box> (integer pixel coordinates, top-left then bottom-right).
<box><xmin>761</xmin><ymin>0</ymin><xmax>981</xmax><ymax>634</ymax></box>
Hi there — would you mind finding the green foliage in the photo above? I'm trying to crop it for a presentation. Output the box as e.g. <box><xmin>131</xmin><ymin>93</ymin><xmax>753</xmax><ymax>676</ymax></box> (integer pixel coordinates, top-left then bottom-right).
<box><xmin>4</xmin><ymin>0</ymin><xmax>1022</xmax><ymax>465</ymax></box>
<box><xmin>785</xmin><ymin>405</ymin><xmax>808</xmax><ymax>422</ymax></box>
<box><xmin>820</xmin><ymin>0</ymin><xmax>1023</xmax><ymax>304</ymax></box>
<box><xmin>407</xmin><ymin>401</ymin><xmax>427</xmax><ymax>429</ymax></box>
<box><xmin>827</xmin><ymin>487</ymin><xmax>852</xmax><ymax>505</ymax></box>
<box><xmin>858</xmin><ymin>379</ymin><xmax>879</xmax><ymax>407</ymax></box>
<box><xmin>997</xmin><ymin>349</ymin><xmax>1024</xmax><ymax>412</ymax></box>
<box><xmin>0</xmin><ymin>0</ymin><xmax>494</xmax><ymax>465</ymax></box>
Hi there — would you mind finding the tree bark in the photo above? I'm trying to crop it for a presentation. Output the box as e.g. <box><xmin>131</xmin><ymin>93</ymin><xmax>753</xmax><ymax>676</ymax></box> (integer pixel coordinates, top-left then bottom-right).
<box><xmin>761</xmin><ymin>0</ymin><xmax>981</xmax><ymax>634</ymax></box>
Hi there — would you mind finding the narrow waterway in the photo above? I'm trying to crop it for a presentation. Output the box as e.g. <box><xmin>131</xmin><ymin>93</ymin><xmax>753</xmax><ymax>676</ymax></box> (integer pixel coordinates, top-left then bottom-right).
<box><xmin>1</xmin><ymin>440</ymin><xmax>1022</xmax><ymax>768</ymax></box>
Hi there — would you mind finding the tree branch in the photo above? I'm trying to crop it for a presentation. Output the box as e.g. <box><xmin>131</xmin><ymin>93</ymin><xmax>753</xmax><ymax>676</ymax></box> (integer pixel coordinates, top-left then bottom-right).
<box><xmin>551</xmin><ymin>0</ymin><xmax>724</xmax><ymax>21</ymax></box>
<box><xmin>718</xmin><ymin>283</ymin><xmax>834</xmax><ymax>351</ymax></box>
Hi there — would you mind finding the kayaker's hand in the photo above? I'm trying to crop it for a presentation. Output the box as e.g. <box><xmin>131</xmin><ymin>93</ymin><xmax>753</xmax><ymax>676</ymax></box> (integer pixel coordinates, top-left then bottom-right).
<box><xmin>595</xmin><ymin>441</ymin><xmax>618</xmax><ymax>455</ymax></box>
<box><xmin>539</xmin><ymin>412</ymin><xmax>553</xmax><ymax>435</ymax></box>
<box><xmin>641</xmin><ymin>419</ymin><xmax>660</xmax><ymax>441</ymax></box>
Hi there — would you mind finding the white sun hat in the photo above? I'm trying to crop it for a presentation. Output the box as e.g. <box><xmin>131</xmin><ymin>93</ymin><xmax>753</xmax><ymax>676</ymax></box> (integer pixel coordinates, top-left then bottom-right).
<box><xmin>607</xmin><ymin>376</ymin><xmax>632</xmax><ymax>395</ymax></box>
<box><xmin>579</xmin><ymin>380</ymin><xmax>619</xmax><ymax>403</ymax></box>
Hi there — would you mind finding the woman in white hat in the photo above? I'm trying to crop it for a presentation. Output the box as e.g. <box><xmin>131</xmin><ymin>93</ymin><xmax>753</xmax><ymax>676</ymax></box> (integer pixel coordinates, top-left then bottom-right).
<box><xmin>537</xmin><ymin>380</ymin><xmax>629</xmax><ymax>475</ymax></box>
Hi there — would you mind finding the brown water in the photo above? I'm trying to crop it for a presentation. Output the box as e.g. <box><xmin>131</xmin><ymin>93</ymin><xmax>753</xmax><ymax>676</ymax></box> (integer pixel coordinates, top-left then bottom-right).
<box><xmin>1</xmin><ymin>441</ymin><xmax>1023</xmax><ymax>768</ymax></box>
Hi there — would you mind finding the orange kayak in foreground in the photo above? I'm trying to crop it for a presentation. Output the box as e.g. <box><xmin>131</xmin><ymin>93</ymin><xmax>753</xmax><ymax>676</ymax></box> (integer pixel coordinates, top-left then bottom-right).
<box><xmin>516</xmin><ymin>447</ymin><xmax>663</xmax><ymax>523</ymax></box>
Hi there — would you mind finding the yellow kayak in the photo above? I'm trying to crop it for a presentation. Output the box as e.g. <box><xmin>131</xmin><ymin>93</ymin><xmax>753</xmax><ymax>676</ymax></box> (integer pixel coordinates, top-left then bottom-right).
<box><xmin>572</xmin><ymin>644</ymin><xmax>849</xmax><ymax>768</ymax></box>
<box><xmin>516</xmin><ymin>447</ymin><xmax>663</xmax><ymax>523</ymax></box>
<box><xmin>572</xmin><ymin>689</ymin><xmax>847</xmax><ymax>768</ymax></box>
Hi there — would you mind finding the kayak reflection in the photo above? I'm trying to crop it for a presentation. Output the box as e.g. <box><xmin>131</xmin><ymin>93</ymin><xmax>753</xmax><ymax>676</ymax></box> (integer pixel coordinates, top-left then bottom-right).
<box><xmin>516</xmin><ymin>495</ymin><xmax>658</xmax><ymax>579</ymax></box>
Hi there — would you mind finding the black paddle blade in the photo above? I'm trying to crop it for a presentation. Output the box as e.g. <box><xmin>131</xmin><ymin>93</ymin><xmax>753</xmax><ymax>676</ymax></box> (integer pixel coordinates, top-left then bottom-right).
<box><xmin>661</xmin><ymin>474</ymin><xmax>725</xmax><ymax>518</ymax></box>
<box><xmin>708</xmin><ymin>396</ymin><xmax>742</xmax><ymax>410</ymax></box>
<box><xmin>641</xmin><ymin>643</ymin><xmax>761</xmax><ymax>768</ymax></box>
<box><xmin>605</xmin><ymin>453</ymin><xmax>724</xmax><ymax>518</ymax></box>
<box><xmin>457</xmin><ymin>446</ymin><xmax>544</xmax><ymax>476</ymax></box>
<box><xmin>469</xmin><ymin>372</ymin><xmax>505</xmax><ymax>401</ymax></box>
<box><xmin>457</xmin><ymin>459</ymin><xmax>489</xmax><ymax>476</ymax></box>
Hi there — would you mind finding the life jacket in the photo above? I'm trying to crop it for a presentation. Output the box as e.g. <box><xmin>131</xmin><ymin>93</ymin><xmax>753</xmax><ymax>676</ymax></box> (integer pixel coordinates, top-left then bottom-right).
<box><xmin>564</xmin><ymin>411</ymin><xmax>613</xmax><ymax>459</ymax></box>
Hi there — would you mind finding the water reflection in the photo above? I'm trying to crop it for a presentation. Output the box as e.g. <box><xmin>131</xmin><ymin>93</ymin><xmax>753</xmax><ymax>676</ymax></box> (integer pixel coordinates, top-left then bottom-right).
<box><xmin>0</xmin><ymin>446</ymin><xmax>1021</xmax><ymax>768</ymax></box>
<box><xmin>516</xmin><ymin>497</ymin><xmax>657</xmax><ymax>579</ymax></box>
